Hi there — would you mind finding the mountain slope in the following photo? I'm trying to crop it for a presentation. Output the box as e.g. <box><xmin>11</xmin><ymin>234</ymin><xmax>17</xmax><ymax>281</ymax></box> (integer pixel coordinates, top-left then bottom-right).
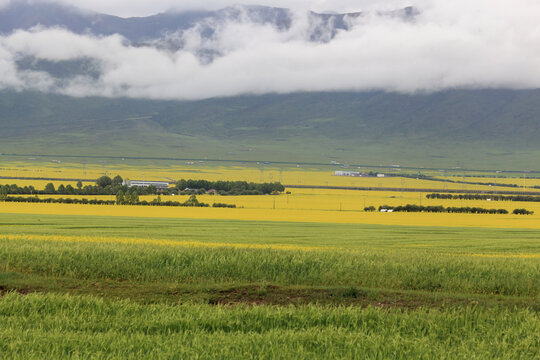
<box><xmin>1</xmin><ymin>90</ymin><xmax>540</xmax><ymax>169</ymax></box>
<box><xmin>1</xmin><ymin>3</ymin><xmax>539</xmax><ymax>170</ymax></box>
<box><xmin>0</xmin><ymin>2</ymin><xmax>375</xmax><ymax>43</ymax></box>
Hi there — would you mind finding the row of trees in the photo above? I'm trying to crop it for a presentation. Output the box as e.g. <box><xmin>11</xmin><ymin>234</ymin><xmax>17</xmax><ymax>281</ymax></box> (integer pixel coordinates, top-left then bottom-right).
<box><xmin>176</xmin><ymin>179</ymin><xmax>285</xmax><ymax>195</ymax></box>
<box><xmin>378</xmin><ymin>204</ymin><xmax>513</xmax><ymax>214</ymax></box>
<box><xmin>427</xmin><ymin>193</ymin><xmax>540</xmax><ymax>202</ymax></box>
<box><xmin>1</xmin><ymin>175</ymin><xmax>134</xmax><ymax>196</ymax></box>
<box><xmin>1</xmin><ymin>176</ymin><xmax>285</xmax><ymax>197</ymax></box>
<box><xmin>512</xmin><ymin>208</ymin><xmax>535</xmax><ymax>215</ymax></box>
<box><xmin>0</xmin><ymin>176</ymin><xmax>162</xmax><ymax>196</ymax></box>
<box><xmin>2</xmin><ymin>196</ymin><xmax>115</xmax><ymax>205</ymax></box>
<box><xmin>1</xmin><ymin>194</ymin><xmax>236</xmax><ymax>208</ymax></box>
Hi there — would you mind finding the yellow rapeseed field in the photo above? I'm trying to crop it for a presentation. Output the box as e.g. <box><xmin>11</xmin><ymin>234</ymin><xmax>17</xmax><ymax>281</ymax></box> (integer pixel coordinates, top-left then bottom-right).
<box><xmin>3</xmin><ymin>233</ymin><xmax>538</xmax><ymax>259</ymax></box>
<box><xmin>0</xmin><ymin>233</ymin><xmax>330</xmax><ymax>252</ymax></box>
<box><xmin>3</xmin><ymin>161</ymin><xmax>540</xmax><ymax>230</ymax></box>
<box><xmin>4</xmin><ymin>160</ymin><xmax>536</xmax><ymax>192</ymax></box>
<box><xmin>0</xmin><ymin>179</ymin><xmax>85</xmax><ymax>188</ymax></box>
<box><xmin>12</xmin><ymin>189</ymin><xmax>540</xmax><ymax>214</ymax></box>
<box><xmin>2</xmin><ymin>201</ymin><xmax>540</xmax><ymax>229</ymax></box>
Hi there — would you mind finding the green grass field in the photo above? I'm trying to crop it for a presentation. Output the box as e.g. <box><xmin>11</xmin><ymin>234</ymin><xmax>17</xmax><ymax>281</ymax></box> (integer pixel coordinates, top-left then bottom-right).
<box><xmin>1</xmin><ymin>293</ymin><xmax>537</xmax><ymax>360</ymax></box>
<box><xmin>0</xmin><ymin>213</ymin><xmax>539</xmax><ymax>358</ymax></box>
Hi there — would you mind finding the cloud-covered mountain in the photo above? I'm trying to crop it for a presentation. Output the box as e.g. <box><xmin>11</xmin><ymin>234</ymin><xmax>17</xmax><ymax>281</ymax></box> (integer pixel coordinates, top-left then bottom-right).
<box><xmin>12</xmin><ymin>1</ymin><xmax>540</xmax><ymax>99</ymax></box>
<box><xmin>2</xmin><ymin>0</ymin><xmax>539</xmax><ymax>100</ymax></box>
<box><xmin>1</xmin><ymin>1</ymin><xmax>540</xmax><ymax>168</ymax></box>
<box><xmin>2</xmin><ymin>1</ymin><xmax>389</xmax><ymax>97</ymax></box>
<box><xmin>0</xmin><ymin>1</ymin><xmax>421</xmax><ymax>40</ymax></box>
<box><xmin>0</xmin><ymin>1</ymin><xmax>377</xmax><ymax>43</ymax></box>
<box><xmin>2</xmin><ymin>1</ymin><xmax>420</xmax><ymax>68</ymax></box>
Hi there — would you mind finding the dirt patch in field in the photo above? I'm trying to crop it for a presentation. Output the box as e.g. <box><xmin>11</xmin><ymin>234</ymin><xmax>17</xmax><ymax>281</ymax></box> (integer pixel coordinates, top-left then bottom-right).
<box><xmin>203</xmin><ymin>286</ymin><xmax>540</xmax><ymax>310</ymax></box>
<box><xmin>2</xmin><ymin>276</ymin><xmax>537</xmax><ymax>311</ymax></box>
<box><xmin>0</xmin><ymin>285</ymin><xmax>31</xmax><ymax>296</ymax></box>
<box><xmin>207</xmin><ymin>285</ymin><xmax>329</xmax><ymax>306</ymax></box>
<box><xmin>206</xmin><ymin>285</ymin><xmax>450</xmax><ymax>309</ymax></box>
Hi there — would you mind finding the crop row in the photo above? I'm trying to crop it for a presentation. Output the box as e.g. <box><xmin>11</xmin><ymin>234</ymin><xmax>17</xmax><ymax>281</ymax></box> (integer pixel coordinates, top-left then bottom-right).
<box><xmin>1</xmin><ymin>236</ymin><xmax>538</xmax><ymax>296</ymax></box>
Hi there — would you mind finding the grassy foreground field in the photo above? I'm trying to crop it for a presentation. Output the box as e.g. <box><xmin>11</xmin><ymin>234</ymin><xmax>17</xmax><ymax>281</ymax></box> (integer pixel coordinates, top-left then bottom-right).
<box><xmin>1</xmin><ymin>293</ymin><xmax>537</xmax><ymax>360</ymax></box>
<box><xmin>0</xmin><ymin>213</ymin><xmax>539</xmax><ymax>358</ymax></box>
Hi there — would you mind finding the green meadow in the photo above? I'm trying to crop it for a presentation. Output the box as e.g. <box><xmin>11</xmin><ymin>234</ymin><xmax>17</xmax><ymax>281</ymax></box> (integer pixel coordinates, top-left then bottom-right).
<box><xmin>1</xmin><ymin>293</ymin><xmax>538</xmax><ymax>360</ymax></box>
<box><xmin>0</xmin><ymin>213</ymin><xmax>539</xmax><ymax>358</ymax></box>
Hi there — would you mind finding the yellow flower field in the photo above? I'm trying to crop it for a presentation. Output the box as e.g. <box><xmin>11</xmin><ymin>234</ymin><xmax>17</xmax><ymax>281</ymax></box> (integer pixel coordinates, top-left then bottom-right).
<box><xmin>0</xmin><ymin>179</ymin><xmax>87</xmax><ymax>188</ymax></box>
<box><xmin>2</xmin><ymin>201</ymin><xmax>540</xmax><ymax>229</ymax></box>
<box><xmin>0</xmin><ymin>233</ymin><xmax>330</xmax><ymax>252</ymax></box>
<box><xmin>3</xmin><ymin>161</ymin><xmax>540</xmax><ymax>230</ymax></box>
<box><xmin>3</xmin><ymin>160</ymin><xmax>539</xmax><ymax>192</ymax></box>
<box><xmin>3</xmin><ymin>233</ymin><xmax>538</xmax><ymax>259</ymax></box>
<box><xmin>10</xmin><ymin>188</ymin><xmax>540</xmax><ymax>213</ymax></box>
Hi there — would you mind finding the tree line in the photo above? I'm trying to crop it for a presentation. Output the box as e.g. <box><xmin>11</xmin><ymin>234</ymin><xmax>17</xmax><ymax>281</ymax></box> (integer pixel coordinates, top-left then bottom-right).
<box><xmin>0</xmin><ymin>175</ymin><xmax>140</xmax><ymax>196</ymax></box>
<box><xmin>1</xmin><ymin>194</ymin><xmax>236</xmax><ymax>208</ymax></box>
<box><xmin>0</xmin><ymin>175</ymin><xmax>285</xmax><ymax>196</ymax></box>
<box><xmin>427</xmin><ymin>193</ymin><xmax>540</xmax><ymax>202</ymax></box>
<box><xmin>373</xmin><ymin>204</ymin><xmax>534</xmax><ymax>215</ymax></box>
<box><xmin>176</xmin><ymin>179</ymin><xmax>284</xmax><ymax>195</ymax></box>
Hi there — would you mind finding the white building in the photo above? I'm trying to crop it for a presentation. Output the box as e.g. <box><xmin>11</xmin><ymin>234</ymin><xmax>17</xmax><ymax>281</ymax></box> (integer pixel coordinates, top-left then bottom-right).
<box><xmin>124</xmin><ymin>180</ymin><xmax>169</xmax><ymax>190</ymax></box>
<box><xmin>334</xmin><ymin>171</ymin><xmax>361</xmax><ymax>177</ymax></box>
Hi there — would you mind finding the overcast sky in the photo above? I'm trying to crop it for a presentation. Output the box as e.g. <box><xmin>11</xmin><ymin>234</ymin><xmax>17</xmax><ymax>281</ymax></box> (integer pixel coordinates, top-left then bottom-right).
<box><xmin>1</xmin><ymin>0</ymin><xmax>540</xmax><ymax>100</ymax></box>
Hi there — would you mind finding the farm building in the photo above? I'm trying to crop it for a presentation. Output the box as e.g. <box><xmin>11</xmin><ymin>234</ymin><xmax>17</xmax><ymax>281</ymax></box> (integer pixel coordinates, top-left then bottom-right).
<box><xmin>123</xmin><ymin>180</ymin><xmax>169</xmax><ymax>190</ymax></box>
<box><xmin>334</xmin><ymin>171</ymin><xmax>361</xmax><ymax>177</ymax></box>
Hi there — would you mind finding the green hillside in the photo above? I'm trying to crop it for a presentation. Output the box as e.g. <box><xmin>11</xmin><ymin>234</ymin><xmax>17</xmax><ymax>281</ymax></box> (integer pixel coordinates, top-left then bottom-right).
<box><xmin>2</xmin><ymin>90</ymin><xmax>540</xmax><ymax>169</ymax></box>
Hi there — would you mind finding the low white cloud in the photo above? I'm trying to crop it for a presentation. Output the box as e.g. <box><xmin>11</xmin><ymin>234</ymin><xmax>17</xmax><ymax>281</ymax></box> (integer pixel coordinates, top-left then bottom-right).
<box><xmin>1</xmin><ymin>0</ymin><xmax>540</xmax><ymax>99</ymax></box>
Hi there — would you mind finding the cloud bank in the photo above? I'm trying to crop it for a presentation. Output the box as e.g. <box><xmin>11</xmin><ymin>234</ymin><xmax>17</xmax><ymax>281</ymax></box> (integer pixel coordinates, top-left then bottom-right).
<box><xmin>1</xmin><ymin>0</ymin><xmax>540</xmax><ymax>100</ymax></box>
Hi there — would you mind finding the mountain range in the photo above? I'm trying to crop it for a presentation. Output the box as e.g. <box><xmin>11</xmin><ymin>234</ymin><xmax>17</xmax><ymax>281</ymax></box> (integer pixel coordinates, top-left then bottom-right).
<box><xmin>0</xmin><ymin>1</ymin><xmax>417</xmax><ymax>43</ymax></box>
<box><xmin>1</xmin><ymin>1</ymin><xmax>417</xmax><ymax>68</ymax></box>
<box><xmin>0</xmin><ymin>2</ymin><xmax>539</xmax><ymax>170</ymax></box>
